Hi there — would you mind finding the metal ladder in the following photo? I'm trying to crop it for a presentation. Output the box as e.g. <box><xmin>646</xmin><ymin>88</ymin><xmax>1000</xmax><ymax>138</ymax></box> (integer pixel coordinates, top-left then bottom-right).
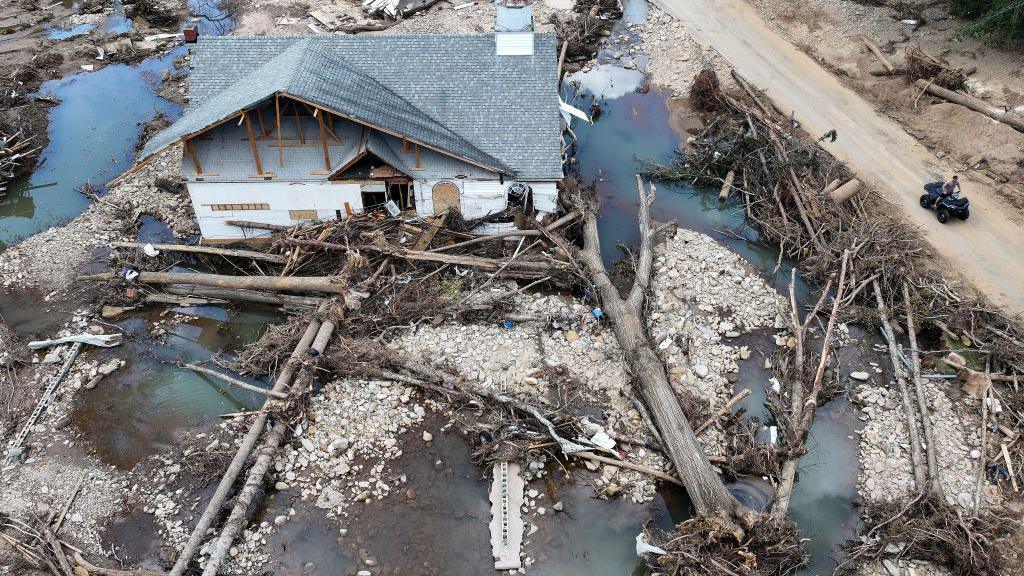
<box><xmin>6</xmin><ymin>342</ymin><xmax>83</xmax><ymax>461</ymax></box>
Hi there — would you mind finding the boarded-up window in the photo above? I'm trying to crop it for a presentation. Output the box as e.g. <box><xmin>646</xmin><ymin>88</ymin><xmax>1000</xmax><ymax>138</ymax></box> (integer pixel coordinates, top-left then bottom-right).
<box><xmin>431</xmin><ymin>181</ymin><xmax>461</xmax><ymax>214</ymax></box>
<box><xmin>209</xmin><ymin>203</ymin><xmax>269</xmax><ymax>211</ymax></box>
<box><xmin>288</xmin><ymin>210</ymin><xmax>318</xmax><ymax>220</ymax></box>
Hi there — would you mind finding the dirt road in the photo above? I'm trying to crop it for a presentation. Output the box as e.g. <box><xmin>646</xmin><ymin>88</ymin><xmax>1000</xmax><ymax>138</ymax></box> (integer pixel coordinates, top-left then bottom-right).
<box><xmin>655</xmin><ymin>0</ymin><xmax>1024</xmax><ymax>316</ymax></box>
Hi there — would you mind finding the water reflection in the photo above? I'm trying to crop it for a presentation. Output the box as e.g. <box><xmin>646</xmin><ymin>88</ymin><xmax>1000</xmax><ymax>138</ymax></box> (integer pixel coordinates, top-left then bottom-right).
<box><xmin>72</xmin><ymin>304</ymin><xmax>280</xmax><ymax>469</ymax></box>
<box><xmin>260</xmin><ymin>424</ymin><xmax>691</xmax><ymax>575</ymax></box>
<box><xmin>0</xmin><ymin>56</ymin><xmax>183</xmax><ymax>250</ymax></box>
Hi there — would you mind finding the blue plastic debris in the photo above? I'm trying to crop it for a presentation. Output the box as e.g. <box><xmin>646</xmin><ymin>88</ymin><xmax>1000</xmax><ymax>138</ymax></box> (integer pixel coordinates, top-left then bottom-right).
<box><xmin>592</xmin><ymin>307</ymin><xmax>604</xmax><ymax>320</ymax></box>
<box><xmin>503</xmin><ymin>320</ymin><xmax>514</xmax><ymax>329</ymax></box>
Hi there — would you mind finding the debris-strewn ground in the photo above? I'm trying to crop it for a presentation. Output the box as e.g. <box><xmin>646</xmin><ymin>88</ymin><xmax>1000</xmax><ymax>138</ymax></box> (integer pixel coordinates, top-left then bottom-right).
<box><xmin>0</xmin><ymin>312</ymin><xmax>132</xmax><ymax>567</ymax></box>
<box><xmin>119</xmin><ymin>226</ymin><xmax>785</xmax><ymax>574</ymax></box>
<box><xmin>638</xmin><ymin>6</ymin><xmax>735</xmax><ymax>98</ymax></box>
<box><xmin>743</xmin><ymin>0</ymin><xmax>1024</xmax><ymax>211</ymax></box>
<box><xmin>853</xmin><ymin>375</ymin><xmax>983</xmax><ymax>510</ymax></box>
<box><xmin>0</xmin><ymin>147</ymin><xmax>195</xmax><ymax>293</ymax></box>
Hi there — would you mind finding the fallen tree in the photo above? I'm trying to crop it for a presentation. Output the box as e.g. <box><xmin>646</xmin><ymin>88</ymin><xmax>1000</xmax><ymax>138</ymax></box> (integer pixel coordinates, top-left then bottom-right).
<box><xmin>558</xmin><ymin>175</ymin><xmax>750</xmax><ymax>522</ymax></box>
<box><xmin>915</xmin><ymin>79</ymin><xmax>1024</xmax><ymax>132</ymax></box>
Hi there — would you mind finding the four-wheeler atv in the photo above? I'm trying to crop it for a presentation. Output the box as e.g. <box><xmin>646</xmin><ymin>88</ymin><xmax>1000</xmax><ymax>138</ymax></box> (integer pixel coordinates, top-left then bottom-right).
<box><xmin>920</xmin><ymin>181</ymin><xmax>970</xmax><ymax>224</ymax></box>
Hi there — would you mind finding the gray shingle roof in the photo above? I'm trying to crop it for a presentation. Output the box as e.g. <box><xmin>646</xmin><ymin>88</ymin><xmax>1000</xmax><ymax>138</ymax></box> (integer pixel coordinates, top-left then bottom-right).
<box><xmin>142</xmin><ymin>33</ymin><xmax>563</xmax><ymax>180</ymax></box>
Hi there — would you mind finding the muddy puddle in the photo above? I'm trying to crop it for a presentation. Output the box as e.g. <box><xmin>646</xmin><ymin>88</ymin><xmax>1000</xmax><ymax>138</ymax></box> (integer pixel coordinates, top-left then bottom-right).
<box><xmin>72</xmin><ymin>302</ymin><xmax>280</xmax><ymax>469</ymax></box>
<box><xmin>256</xmin><ymin>422</ymin><xmax>689</xmax><ymax>575</ymax></box>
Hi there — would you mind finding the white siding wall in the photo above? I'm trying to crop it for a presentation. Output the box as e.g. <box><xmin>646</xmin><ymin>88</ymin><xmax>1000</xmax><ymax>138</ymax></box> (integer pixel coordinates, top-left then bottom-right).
<box><xmin>532</xmin><ymin>182</ymin><xmax>558</xmax><ymax>213</ymax></box>
<box><xmin>188</xmin><ymin>181</ymin><xmax>362</xmax><ymax>240</ymax></box>
<box><xmin>413</xmin><ymin>179</ymin><xmax>559</xmax><ymax>218</ymax></box>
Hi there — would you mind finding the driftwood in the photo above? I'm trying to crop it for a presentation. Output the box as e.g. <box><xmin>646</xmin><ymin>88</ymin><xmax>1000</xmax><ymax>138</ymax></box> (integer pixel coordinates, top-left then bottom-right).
<box><xmin>875</xmin><ymin>280</ymin><xmax>927</xmax><ymax>491</ymax></box>
<box><xmin>770</xmin><ymin>250</ymin><xmax>850</xmax><ymax>523</ymax></box>
<box><xmin>161</xmin><ymin>284</ymin><xmax>324</xmax><ymax>309</ymax></box>
<box><xmin>111</xmin><ymin>241</ymin><xmax>287</xmax><ymax>264</ymax></box>
<box><xmin>168</xmin><ymin>321</ymin><xmax>323</xmax><ymax>576</ymax></box>
<box><xmin>904</xmin><ymin>282</ymin><xmax>942</xmax><ymax>495</ymax></box>
<box><xmin>694</xmin><ymin>388</ymin><xmax>750</xmax><ymax>436</ymax></box>
<box><xmin>861</xmin><ymin>35</ymin><xmax>896</xmax><ymax>74</ymax></box>
<box><xmin>201</xmin><ymin>320</ymin><xmax>336</xmax><ymax>576</ymax></box>
<box><xmin>719</xmin><ymin>169</ymin><xmax>736</xmax><ymax>201</ymax></box>
<box><xmin>915</xmin><ymin>79</ymin><xmax>1024</xmax><ymax>132</ymax></box>
<box><xmin>429</xmin><ymin>210</ymin><xmax>581</xmax><ymax>253</ymax></box>
<box><xmin>575</xmin><ymin>451</ymin><xmax>684</xmax><ymax>487</ymax></box>
<box><xmin>562</xmin><ymin>176</ymin><xmax>749</xmax><ymax>521</ymax></box>
<box><xmin>280</xmin><ymin>238</ymin><xmax>567</xmax><ymax>277</ymax></box>
<box><xmin>226</xmin><ymin>220</ymin><xmax>292</xmax><ymax>232</ymax></box>
<box><xmin>78</xmin><ymin>271</ymin><xmax>349</xmax><ymax>295</ymax></box>
<box><xmin>182</xmin><ymin>362</ymin><xmax>288</xmax><ymax>399</ymax></box>
<box><xmin>829</xmin><ymin>179</ymin><xmax>862</xmax><ymax>204</ymax></box>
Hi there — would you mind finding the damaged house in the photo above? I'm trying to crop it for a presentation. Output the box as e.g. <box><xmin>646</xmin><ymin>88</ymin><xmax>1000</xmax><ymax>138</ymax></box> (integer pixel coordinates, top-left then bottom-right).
<box><xmin>134</xmin><ymin>2</ymin><xmax>562</xmax><ymax>241</ymax></box>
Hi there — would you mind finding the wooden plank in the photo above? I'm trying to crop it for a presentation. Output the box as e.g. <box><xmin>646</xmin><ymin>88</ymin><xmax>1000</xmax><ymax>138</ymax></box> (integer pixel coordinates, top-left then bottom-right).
<box><xmin>275</xmin><ymin>93</ymin><xmax>283</xmax><ymax>168</ymax></box>
<box><xmin>413</xmin><ymin>213</ymin><xmax>446</xmax><ymax>250</ymax></box>
<box><xmin>256</xmin><ymin>107</ymin><xmax>268</xmax><ymax>137</ymax></box>
<box><xmin>243</xmin><ymin>111</ymin><xmax>264</xmax><ymax>176</ymax></box>
<box><xmin>317</xmin><ymin>107</ymin><xmax>331</xmax><ymax>171</ymax></box>
<box><xmin>292</xmin><ymin>98</ymin><xmax>305</xmax><ymax>144</ymax></box>
<box><xmin>186</xmin><ymin>139</ymin><xmax>203</xmax><ymax>175</ymax></box>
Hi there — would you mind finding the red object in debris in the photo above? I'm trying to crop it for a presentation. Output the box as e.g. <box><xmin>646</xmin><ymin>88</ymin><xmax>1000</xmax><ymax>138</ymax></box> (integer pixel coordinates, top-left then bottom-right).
<box><xmin>183</xmin><ymin>27</ymin><xmax>199</xmax><ymax>43</ymax></box>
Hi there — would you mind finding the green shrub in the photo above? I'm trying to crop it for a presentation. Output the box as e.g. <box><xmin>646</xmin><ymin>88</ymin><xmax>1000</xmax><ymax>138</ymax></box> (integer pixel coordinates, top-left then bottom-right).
<box><xmin>953</xmin><ymin>0</ymin><xmax>1024</xmax><ymax>45</ymax></box>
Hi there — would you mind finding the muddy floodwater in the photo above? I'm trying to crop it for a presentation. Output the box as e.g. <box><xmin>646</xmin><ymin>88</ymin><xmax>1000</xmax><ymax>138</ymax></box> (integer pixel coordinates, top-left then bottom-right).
<box><xmin>74</xmin><ymin>303</ymin><xmax>281</xmax><ymax>469</ymax></box>
<box><xmin>258</xmin><ymin>421</ymin><xmax>690</xmax><ymax>575</ymax></box>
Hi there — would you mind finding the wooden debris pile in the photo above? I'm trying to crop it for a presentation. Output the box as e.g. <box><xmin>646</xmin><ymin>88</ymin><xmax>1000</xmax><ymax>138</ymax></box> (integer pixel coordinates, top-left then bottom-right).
<box><xmin>837</xmin><ymin>493</ymin><xmax>1016</xmax><ymax>575</ymax></box>
<box><xmin>555</xmin><ymin>0</ymin><xmax>623</xmax><ymax>62</ymax></box>
<box><xmin>905</xmin><ymin>46</ymin><xmax>971</xmax><ymax>90</ymax></box>
<box><xmin>643</xmin><ymin>67</ymin><xmax>1024</xmax><ymax>573</ymax></box>
<box><xmin>81</xmin><ymin>209</ymin><xmax>584</xmax><ymax>316</ymax></box>
<box><xmin>0</xmin><ymin>129</ymin><xmax>39</xmax><ymax>198</ymax></box>
<box><xmin>644</xmin><ymin>514</ymin><xmax>808</xmax><ymax>576</ymax></box>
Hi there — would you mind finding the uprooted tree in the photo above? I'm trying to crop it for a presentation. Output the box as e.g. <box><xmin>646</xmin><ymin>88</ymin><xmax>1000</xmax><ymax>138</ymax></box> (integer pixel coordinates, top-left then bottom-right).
<box><xmin>558</xmin><ymin>175</ymin><xmax>750</xmax><ymax>522</ymax></box>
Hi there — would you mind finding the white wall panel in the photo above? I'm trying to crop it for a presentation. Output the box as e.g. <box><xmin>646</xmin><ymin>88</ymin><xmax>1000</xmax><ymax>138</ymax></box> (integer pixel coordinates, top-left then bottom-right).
<box><xmin>188</xmin><ymin>181</ymin><xmax>363</xmax><ymax>240</ymax></box>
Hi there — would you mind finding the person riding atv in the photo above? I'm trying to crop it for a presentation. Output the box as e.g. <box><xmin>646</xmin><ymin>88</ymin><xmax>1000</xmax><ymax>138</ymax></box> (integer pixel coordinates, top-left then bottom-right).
<box><xmin>920</xmin><ymin>176</ymin><xmax>970</xmax><ymax>223</ymax></box>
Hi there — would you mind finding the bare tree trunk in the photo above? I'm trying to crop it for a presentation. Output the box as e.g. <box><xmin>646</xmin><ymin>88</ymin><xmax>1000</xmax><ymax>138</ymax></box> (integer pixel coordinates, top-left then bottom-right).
<box><xmin>565</xmin><ymin>176</ymin><xmax>747</xmax><ymax>520</ymax></box>
<box><xmin>903</xmin><ymin>282</ymin><xmax>942</xmax><ymax>495</ymax></box>
<box><xmin>201</xmin><ymin>320</ymin><xmax>336</xmax><ymax>575</ymax></box>
<box><xmin>79</xmin><ymin>271</ymin><xmax>350</xmax><ymax>294</ymax></box>
<box><xmin>770</xmin><ymin>250</ymin><xmax>850</xmax><ymax>523</ymax></box>
<box><xmin>168</xmin><ymin>321</ymin><xmax>322</xmax><ymax>576</ymax></box>
<box><xmin>110</xmin><ymin>242</ymin><xmax>287</xmax><ymax>264</ymax></box>
<box><xmin>873</xmin><ymin>280</ymin><xmax>927</xmax><ymax>491</ymax></box>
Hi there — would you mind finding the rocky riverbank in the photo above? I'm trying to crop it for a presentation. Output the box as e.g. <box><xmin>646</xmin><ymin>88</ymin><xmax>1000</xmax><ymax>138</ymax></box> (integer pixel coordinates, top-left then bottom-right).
<box><xmin>0</xmin><ymin>147</ymin><xmax>195</xmax><ymax>294</ymax></box>
<box><xmin>853</xmin><ymin>375</ymin><xmax>984</xmax><ymax>509</ymax></box>
<box><xmin>637</xmin><ymin>6</ymin><xmax>734</xmax><ymax>97</ymax></box>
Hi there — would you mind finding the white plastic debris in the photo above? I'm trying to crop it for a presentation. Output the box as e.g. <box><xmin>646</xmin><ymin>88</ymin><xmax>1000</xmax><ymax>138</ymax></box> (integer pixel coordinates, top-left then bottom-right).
<box><xmin>984</xmin><ymin>397</ymin><xmax>1003</xmax><ymax>414</ymax></box>
<box><xmin>635</xmin><ymin>533</ymin><xmax>667</xmax><ymax>556</ymax></box>
<box><xmin>143</xmin><ymin>243</ymin><xmax>160</xmax><ymax>257</ymax></box>
<box><xmin>768</xmin><ymin>425</ymin><xmax>778</xmax><ymax>445</ymax></box>
<box><xmin>29</xmin><ymin>333</ymin><xmax>123</xmax><ymax>350</ymax></box>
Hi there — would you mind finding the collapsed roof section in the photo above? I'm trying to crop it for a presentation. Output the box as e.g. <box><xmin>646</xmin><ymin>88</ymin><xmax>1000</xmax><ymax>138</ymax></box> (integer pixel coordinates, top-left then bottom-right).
<box><xmin>142</xmin><ymin>34</ymin><xmax>564</xmax><ymax>181</ymax></box>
